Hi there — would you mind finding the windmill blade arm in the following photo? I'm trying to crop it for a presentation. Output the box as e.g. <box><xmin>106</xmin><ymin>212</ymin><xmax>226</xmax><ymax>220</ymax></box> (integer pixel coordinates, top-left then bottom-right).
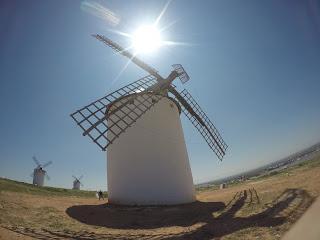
<box><xmin>169</xmin><ymin>88</ymin><xmax>228</xmax><ymax>160</ymax></box>
<box><xmin>93</xmin><ymin>34</ymin><xmax>163</xmax><ymax>81</ymax></box>
<box><xmin>104</xmin><ymin>92</ymin><xmax>164</xmax><ymax>148</ymax></box>
<box><xmin>42</xmin><ymin>161</ymin><xmax>52</xmax><ymax>168</ymax></box>
<box><xmin>45</xmin><ymin>174</ymin><xmax>50</xmax><ymax>181</ymax></box>
<box><xmin>71</xmin><ymin>79</ymin><xmax>164</xmax><ymax>150</ymax></box>
<box><xmin>79</xmin><ymin>175</ymin><xmax>83</xmax><ymax>180</ymax></box>
<box><xmin>32</xmin><ymin>156</ymin><xmax>40</xmax><ymax>166</ymax></box>
<box><xmin>71</xmin><ymin>75</ymin><xmax>158</xmax><ymax>150</ymax></box>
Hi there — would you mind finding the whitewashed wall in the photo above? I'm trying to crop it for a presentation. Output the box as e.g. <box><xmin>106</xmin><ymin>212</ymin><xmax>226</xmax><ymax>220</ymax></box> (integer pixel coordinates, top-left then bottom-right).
<box><xmin>107</xmin><ymin>94</ymin><xmax>195</xmax><ymax>205</ymax></box>
<box><xmin>73</xmin><ymin>180</ymin><xmax>80</xmax><ymax>190</ymax></box>
<box><xmin>33</xmin><ymin>169</ymin><xmax>45</xmax><ymax>186</ymax></box>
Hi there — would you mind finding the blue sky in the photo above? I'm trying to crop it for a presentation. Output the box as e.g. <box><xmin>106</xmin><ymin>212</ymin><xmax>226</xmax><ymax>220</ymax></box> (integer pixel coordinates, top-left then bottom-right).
<box><xmin>1</xmin><ymin>0</ymin><xmax>320</xmax><ymax>190</ymax></box>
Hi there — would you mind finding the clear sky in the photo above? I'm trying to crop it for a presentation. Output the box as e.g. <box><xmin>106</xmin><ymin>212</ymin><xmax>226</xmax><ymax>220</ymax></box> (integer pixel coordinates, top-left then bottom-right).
<box><xmin>1</xmin><ymin>0</ymin><xmax>320</xmax><ymax>190</ymax></box>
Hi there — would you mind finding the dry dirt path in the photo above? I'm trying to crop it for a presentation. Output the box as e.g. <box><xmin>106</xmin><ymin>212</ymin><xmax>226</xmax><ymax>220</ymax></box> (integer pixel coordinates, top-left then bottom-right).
<box><xmin>1</xmin><ymin>160</ymin><xmax>320</xmax><ymax>240</ymax></box>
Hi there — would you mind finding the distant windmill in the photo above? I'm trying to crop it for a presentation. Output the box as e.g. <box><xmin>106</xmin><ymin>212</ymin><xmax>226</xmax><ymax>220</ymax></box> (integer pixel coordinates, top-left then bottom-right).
<box><xmin>71</xmin><ymin>35</ymin><xmax>228</xmax><ymax>205</ymax></box>
<box><xmin>31</xmin><ymin>156</ymin><xmax>52</xmax><ymax>187</ymax></box>
<box><xmin>72</xmin><ymin>175</ymin><xmax>84</xmax><ymax>190</ymax></box>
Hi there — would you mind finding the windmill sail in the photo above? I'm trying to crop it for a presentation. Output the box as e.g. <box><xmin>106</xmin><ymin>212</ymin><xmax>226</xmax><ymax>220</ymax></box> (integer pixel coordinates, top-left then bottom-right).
<box><xmin>172</xmin><ymin>64</ymin><xmax>190</xmax><ymax>84</ymax></box>
<box><xmin>70</xmin><ymin>75</ymin><xmax>163</xmax><ymax>150</ymax></box>
<box><xmin>42</xmin><ymin>161</ymin><xmax>52</xmax><ymax>168</ymax></box>
<box><xmin>170</xmin><ymin>88</ymin><xmax>227</xmax><ymax>160</ymax></box>
<box><xmin>72</xmin><ymin>34</ymin><xmax>228</xmax><ymax>161</ymax></box>
<box><xmin>32</xmin><ymin>156</ymin><xmax>40</xmax><ymax>166</ymax></box>
<box><xmin>45</xmin><ymin>174</ymin><xmax>50</xmax><ymax>181</ymax></box>
<box><xmin>93</xmin><ymin>34</ymin><xmax>163</xmax><ymax>81</ymax></box>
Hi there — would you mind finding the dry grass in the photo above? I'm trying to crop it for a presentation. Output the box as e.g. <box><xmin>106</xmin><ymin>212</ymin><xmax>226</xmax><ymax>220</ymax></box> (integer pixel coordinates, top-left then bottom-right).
<box><xmin>1</xmin><ymin>155</ymin><xmax>320</xmax><ymax>240</ymax></box>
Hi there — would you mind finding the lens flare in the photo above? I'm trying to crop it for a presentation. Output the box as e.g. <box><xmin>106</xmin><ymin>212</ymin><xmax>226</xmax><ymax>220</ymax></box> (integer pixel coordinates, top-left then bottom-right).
<box><xmin>131</xmin><ymin>25</ymin><xmax>162</xmax><ymax>54</ymax></box>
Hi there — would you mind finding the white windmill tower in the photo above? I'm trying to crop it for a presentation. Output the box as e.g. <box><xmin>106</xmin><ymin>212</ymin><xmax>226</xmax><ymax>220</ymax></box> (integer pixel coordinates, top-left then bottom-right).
<box><xmin>72</xmin><ymin>175</ymin><xmax>84</xmax><ymax>190</ymax></box>
<box><xmin>31</xmin><ymin>156</ymin><xmax>52</xmax><ymax>187</ymax></box>
<box><xmin>71</xmin><ymin>35</ymin><xmax>228</xmax><ymax>205</ymax></box>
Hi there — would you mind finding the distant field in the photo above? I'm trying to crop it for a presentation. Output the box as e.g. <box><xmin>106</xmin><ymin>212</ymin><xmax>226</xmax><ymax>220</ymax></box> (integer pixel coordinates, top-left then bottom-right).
<box><xmin>0</xmin><ymin>154</ymin><xmax>320</xmax><ymax>240</ymax></box>
<box><xmin>196</xmin><ymin>152</ymin><xmax>320</xmax><ymax>192</ymax></box>
<box><xmin>0</xmin><ymin>178</ymin><xmax>100</xmax><ymax>198</ymax></box>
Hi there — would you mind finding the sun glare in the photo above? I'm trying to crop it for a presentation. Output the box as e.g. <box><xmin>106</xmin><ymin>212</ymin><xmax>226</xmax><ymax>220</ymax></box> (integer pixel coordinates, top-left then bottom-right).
<box><xmin>132</xmin><ymin>25</ymin><xmax>162</xmax><ymax>54</ymax></box>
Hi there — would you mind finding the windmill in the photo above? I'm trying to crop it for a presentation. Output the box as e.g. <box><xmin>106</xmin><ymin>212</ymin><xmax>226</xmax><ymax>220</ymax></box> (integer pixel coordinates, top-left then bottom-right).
<box><xmin>71</xmin><ymin>34</ymin><xmax>228</xmax><ymax>205</ymax></box>
<box><xmin>72</xmin><ymin>175</ymin><xmax>84</xmax><ymax>190</ymax></box>
<box><xmin>31</xmin><ymin>156</ymin><xmax>52</xmax><ymax>187</ymax></box>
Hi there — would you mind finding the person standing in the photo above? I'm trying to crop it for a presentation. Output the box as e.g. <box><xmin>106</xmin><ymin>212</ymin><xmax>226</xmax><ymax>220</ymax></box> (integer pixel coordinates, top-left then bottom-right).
<box><xmin>98</xmin><ymin>190</ymin><xmax>104</xmax><ymax>200</ymax></box>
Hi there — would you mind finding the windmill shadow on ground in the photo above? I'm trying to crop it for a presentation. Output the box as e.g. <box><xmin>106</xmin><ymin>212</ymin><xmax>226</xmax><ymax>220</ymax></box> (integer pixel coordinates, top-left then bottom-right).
<box><xmin>3</xmin><ymin>188</ymin><xmax>313</xmax><ymax>240</ymax></box>
<box><xmin>65</xmin><ymin>188</ymin><xmax>313</xmax><ymax>237</ymax></box>
<box><xmin>66</xmin><ymin>200</ymin><xmax>225</xmax><ymax>229</ymax></box>
<box><xmin>165</xmin><ymin>188</ymin><xmax>313</xmax><ymax>239</ymax></box>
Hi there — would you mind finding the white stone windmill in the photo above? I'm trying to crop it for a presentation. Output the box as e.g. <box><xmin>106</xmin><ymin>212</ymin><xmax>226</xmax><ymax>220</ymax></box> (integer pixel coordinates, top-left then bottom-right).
<box><xmin>31</xmin><ymin>156</ymin><xmax>52</xmax><ymax>187</ymax></box>
<box><xmin>72</xmin><ymin>175</ymin><xmax>84</xmax><ymax>190</ymax></box>
<box><xmin>71</xmin><ymin>35</ymin><xmax>228</xmax><ymax>205</ymax></box>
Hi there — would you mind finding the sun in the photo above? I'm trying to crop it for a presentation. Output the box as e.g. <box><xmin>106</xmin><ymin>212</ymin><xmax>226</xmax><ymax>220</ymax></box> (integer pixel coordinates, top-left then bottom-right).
<box><xmin>131</xmin><ymin>25</ymin><xmax>162</xmax><ymax>54</ymax></box>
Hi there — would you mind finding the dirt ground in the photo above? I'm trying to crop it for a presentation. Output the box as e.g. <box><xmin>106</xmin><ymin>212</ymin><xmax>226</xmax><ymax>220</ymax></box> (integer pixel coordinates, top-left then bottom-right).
<box><xmin>1</xmin><ymin>159</ymin><xmax>320</xmax><ymax>240</ymax></box>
